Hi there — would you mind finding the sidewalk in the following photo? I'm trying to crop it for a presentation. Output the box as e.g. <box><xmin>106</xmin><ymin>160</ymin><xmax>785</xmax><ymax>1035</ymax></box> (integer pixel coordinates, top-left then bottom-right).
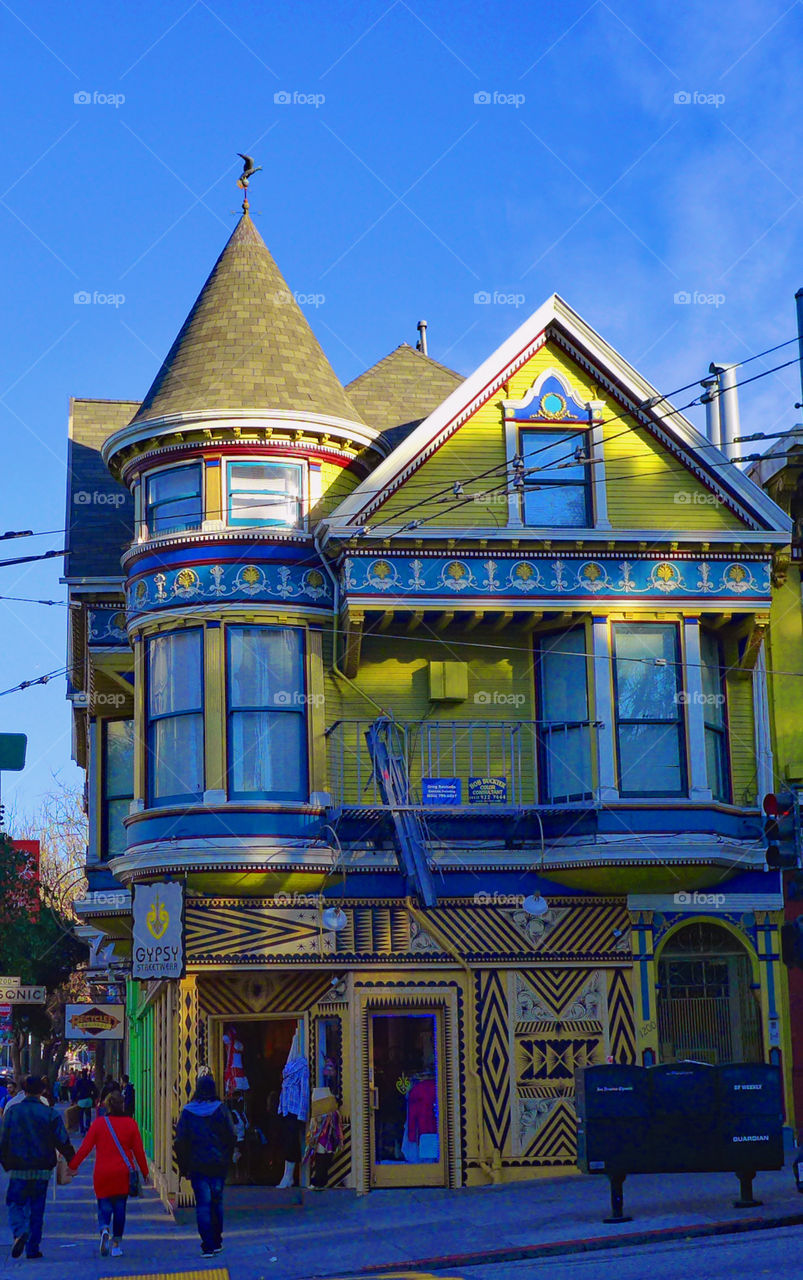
<box><xmin>2</xmin><ymin>1162</ymin><xmax>803</xmax><ymax>1279</ymax></box>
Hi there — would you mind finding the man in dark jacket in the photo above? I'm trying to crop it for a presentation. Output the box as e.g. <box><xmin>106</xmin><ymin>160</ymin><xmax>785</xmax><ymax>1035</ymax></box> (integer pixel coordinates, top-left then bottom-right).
<box><xmin>0</xmin><ymin>1076</ymin><xmax>75</xmax><ymax>1258</ymax></box>
<box><xmin>121</xmin><ymin>1074</ymin><xmax>135</xmax><ymax>1117</ymax></box>
<box><xmin>174</xmin><ymin>1075</ymin><xmax>236</xmax><ymax>1257</ymax></box>
<box><xmin>73</xmin><ymin>1069</ymin><xmax>97</xmax><ymax>1134</ymax></box>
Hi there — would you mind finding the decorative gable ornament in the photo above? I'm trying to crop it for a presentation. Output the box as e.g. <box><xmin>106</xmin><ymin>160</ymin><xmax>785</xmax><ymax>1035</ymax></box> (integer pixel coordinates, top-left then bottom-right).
<box><xmin>502</xmin><ymin>368</ymin><xmax>603</xmax><ymax>423</ymax></box>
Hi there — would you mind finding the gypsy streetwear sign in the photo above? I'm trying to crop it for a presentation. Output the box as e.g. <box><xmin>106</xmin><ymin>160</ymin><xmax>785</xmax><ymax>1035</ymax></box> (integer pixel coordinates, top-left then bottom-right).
<box><xmin>65</xmin><ymin>1003</ymin><xmax>124</xmax><ymax>1040</ymax></box>
<box><xmin>132</xmin><ymin>882</ymin><xmax>185</xmax><ymax>980</ymax></box>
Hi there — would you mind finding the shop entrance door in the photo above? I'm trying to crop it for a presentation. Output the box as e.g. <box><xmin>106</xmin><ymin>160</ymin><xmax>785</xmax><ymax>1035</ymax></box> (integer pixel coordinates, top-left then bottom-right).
<box><xmin>222</xmin><ymin>1018</ymin><xmax>299</xmax><ymax>1186</ymax></box>
<box><xmin>368</xmin><ymin>1011</ymin><xmax>446</xmax><ymax>1188</ymax></box>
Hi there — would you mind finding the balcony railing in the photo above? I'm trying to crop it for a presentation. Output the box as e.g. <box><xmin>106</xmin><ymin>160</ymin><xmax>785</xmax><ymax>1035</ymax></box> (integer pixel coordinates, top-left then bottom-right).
<box><xmin>326</xmin><ymin>718</ymin><xmax>598</xmax><ymax>811</ymax></box>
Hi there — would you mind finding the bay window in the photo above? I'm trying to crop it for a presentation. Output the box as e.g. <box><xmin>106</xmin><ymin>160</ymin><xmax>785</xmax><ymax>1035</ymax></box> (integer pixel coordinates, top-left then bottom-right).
<box><xmin>613</xmin><ymin>623</ymin><xmax>686</xmax><ymax>797</ymax></box>
<box><xmin>145</xmin><ymin>463</ymin><xmax>203</xmax><ymax>537</ymax></box>
<box><xmin>700</xmin><ymin>631</ymin><xmax>729</xmax><ymax>802</ymax></box>
<box><xmin>103</xmin><ymin>719</ymin><xmax>134</xmax><ymax>858</ymax></box>
<box><xmin>536</xmin><ymin>628</ymin><xmax>592</xmax><ymax>801</ymax></box>
<box><xmin>147</xmin><ymin>629</ymin><xmax>204</xmax><ymax>804</ymax></box>
<box><xmin>520</xmin><ymin>428</ymin><xmax>590</xmax><ymax>527</ymax></box>
<box><xmin>227</xmin><ymin>461</ymin><xmax>303</xmax><ymax>528</ymax></box>
<box><xmin>227</xmin><ymin>626</ymin><xmax>307</xmax><ymax>800</ymax></box>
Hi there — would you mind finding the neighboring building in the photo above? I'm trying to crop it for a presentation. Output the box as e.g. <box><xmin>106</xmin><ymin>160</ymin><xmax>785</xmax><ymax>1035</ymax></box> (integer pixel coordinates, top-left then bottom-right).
<box><xmin>66</xmin><ymin>206</ymin><xmax>793</xmax><ymax>1201</ymax></box>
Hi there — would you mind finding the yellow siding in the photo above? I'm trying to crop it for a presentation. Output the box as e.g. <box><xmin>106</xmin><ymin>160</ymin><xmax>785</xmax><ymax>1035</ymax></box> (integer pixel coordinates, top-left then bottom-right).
<box><xmin>370</xmin><ymin>341</ymin><xmax>749</xmax><ymax>531</ymax></box>
<box><xmin>722</xmin><ymin>635</ymin><xmax>758</xmax><ymax>804</ymax></box>
<box><xmin>311</xmin><ymin>460</ymin><xmax>363</xmax><ymax>523</ymax></box>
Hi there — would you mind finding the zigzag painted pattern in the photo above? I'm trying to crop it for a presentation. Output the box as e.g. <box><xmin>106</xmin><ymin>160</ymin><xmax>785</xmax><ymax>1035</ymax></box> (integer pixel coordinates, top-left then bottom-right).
<box><xmin>517</xmin><ymin>968</ymin><xmax>595</xmax><ymax>1018</ymax></box>
<box><xmin>516</xmin><ymin>1020</ymin><xmax>603</xmax><ymax>1036</ymax></box>
<box><xmin>523</xmin><ymin>1098</ymin><xmax>577</xmax><ymax>1161</ymax></box>
<box><xmin>540</xmin><ymin>903</ymin><xmax>630</xmax><ymax>955</ymax></box>
<box><xmin>199</xmin><ymin>974</ymin><xmax>332</xmax><ymax>1016</ymax></box>
<box><xmin>476</xmin><ymin>972</ymin><xmax>510</xmax><ymax>1151</ymax></box>
<box><xmin>607</xmin><ymin>968</ymin><xmax>636</xmax><ymax>1063</ymax></box>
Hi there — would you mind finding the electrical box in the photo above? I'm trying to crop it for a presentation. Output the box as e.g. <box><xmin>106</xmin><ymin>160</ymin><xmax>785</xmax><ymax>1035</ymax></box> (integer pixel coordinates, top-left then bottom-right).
<box><xmin>428</xmin><ymin>661</ymin><xmax>468</xmax><ymax>702</ymax></box>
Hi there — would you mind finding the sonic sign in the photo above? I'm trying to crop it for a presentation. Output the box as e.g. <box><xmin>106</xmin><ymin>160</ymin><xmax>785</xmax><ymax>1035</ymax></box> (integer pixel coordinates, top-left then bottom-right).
<box><xmin>132</xmin><ymin>882</ymin><xmax>185</xmax><ymax>980</ymax></box>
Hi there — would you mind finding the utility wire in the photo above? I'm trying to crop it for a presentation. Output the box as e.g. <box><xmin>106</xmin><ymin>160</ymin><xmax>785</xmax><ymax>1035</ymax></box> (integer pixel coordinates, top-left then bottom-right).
<box><xmin>0</xmin><ymin>549</ymin><xmax>67</xmax><ymax>569</ymax></box>
<box><xmin>0</xmin><ymin>667</ymin><xmax>69</xmax><ymax>697</ymax></box>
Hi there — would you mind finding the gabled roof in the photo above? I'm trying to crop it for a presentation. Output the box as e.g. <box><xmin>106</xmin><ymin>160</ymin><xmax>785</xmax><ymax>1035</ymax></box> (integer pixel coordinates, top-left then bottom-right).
<box><xmin>66</xmin><ymin>399</ymin><xmax>138</xmax><ymax>579</ymax></box>
<box><xmin>327</xmin><ymin>293</ymin><xmax>790</xmax><ymax>535</ymax></box>
<box><xmin>130</xmin><ymin>213</ymin><xmax>365</xmax><ymax>426</ymax></box>
<box><xmin>346</xmin><ymin>343</ymin><xmax>463</xmax><ymax>450</ymax></box>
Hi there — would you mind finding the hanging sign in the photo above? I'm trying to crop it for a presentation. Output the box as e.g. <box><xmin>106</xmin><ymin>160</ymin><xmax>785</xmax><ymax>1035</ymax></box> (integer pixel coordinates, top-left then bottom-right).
<box><xmin>65</xmin><ymin>1003</ymin><xmax>125</xmax><ymax>1041</ymax></box>
<box><xmin>0</xmin><ymin>1004</ymin><xmax>12</xmax><ymax>1043</ymax></box>
<box><xmin>0</xmin><ymin>985</ymin><xmax>46</xmax><ymax>1003</ymax></box>
<box><xmin>132</xmin><ymin>882</ymin><xmax>185</xmax><ymax>980</ymax></box>
<box><xmin>468</xmin><ymin>776</ymin><xmax>508</xmax><ymax>804</ymax></box>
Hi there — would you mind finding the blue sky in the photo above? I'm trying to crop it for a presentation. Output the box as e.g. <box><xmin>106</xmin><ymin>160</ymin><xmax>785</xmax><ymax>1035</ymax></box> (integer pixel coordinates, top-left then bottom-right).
<box><xmin>1</xmin><ymin>0</ymin><xmax>802</xmax><ymax>815</ymax></box>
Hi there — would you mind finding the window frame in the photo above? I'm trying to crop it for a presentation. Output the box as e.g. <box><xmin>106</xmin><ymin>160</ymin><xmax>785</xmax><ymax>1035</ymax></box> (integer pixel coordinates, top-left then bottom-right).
<box><xmin>226</xmin><ymin>459</ymin><xmax>305</xmax><ymax>530</ymax></box>
<box><xmin>534</xmin><ymin>626</ymin><xmax>593</xmax><ymax>802</ymax></box>
<box><xmin>225</xmin><ymin>624</ymin><xmax>309</xmax><ymax>802</ymax></box>
<box><xmin>144</xmin><ymin>461</ymin><xmax>203</xmax><ymax>539</ymax></box>
<box><xmin>700</xmin><ymin>630</ymin><xmax>730</xmax><ymax>803</ymax></box>
<box><xmin>102</xmin><ymin>718</ymin><xmax>134</xmax><ymax>860</ymax></box>
<box><xmin>518</xmin><ymin>425</ymin><xmax>592</xmax><ymax>529</ymax></box>
<box><xmin>146</xmin><ymin>627</ymin><xmax>205</xmax><ymax>806</ymax></box>
<box><xmin>612</xmin><ymin>621</ymin><xmax>687</xmax><ymax>799</ymax></box>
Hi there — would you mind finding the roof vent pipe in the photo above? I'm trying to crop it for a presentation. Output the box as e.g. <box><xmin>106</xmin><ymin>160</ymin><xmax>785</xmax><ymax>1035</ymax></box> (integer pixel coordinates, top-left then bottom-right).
<box><xmin>700</xmin><ymin>374</ymin><xmax>722</xmax><ymax>448</ymax></box>
<box><xmin>416</xmin><ymin>320</ymin><xmax>428</xmax><ymax>356</ymax></box>
<box><xmin>709</xmin><ymin>362</ymin><xmax>740</xmax><ymax>462</ymax></box>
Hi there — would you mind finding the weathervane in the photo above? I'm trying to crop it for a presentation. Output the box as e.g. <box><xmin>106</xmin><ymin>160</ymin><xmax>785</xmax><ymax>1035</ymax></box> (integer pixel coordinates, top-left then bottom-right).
<box><xmin>236</xmin><ymin>152</ymin><xmax>262</xmax><ymax>212</ymax></box>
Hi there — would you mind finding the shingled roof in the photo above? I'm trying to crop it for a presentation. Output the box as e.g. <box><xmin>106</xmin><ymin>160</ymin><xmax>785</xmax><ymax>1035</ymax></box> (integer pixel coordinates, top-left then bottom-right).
<box><xmin>346</xmin><ymin>343</ymin><xmax>463</xmax><ymax>450</ymax></box>
<box><xmin>130</xmin><ymin>213</ymin><xmax>364</xmax><ymax>426</ymax></box>
<box><xmin>66</xmin><ymin>399</ymin><xmax>139</xmax><ymax>579</ymax></box>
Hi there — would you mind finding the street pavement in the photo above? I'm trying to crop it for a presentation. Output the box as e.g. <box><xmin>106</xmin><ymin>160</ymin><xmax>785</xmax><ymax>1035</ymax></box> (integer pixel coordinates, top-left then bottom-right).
<box><xmin>1</xmin><ymin>1161</ymin><xmax>802</xmax><ymax>1280</ymax></box>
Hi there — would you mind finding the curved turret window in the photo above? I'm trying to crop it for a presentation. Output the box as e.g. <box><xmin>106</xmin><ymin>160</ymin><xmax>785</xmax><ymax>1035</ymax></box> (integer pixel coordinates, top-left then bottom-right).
<box><xmin>145</xmin><ymin>463</ymin><xmax>203</xmax><ymax>537</ymax></box>
<box><xmin>147</xmin><ymin>629</ymin><xmax>204</xmax><ymax>803</ymax></box>
<box><xmin>227</xmin><ymin>461</ymin><xmax>303</xmax><ymax>528</ymax></box>
<box><xmin>226</xmin><ymin>626</ymin><xmax>307</xmax><ymax>800</ymax></box>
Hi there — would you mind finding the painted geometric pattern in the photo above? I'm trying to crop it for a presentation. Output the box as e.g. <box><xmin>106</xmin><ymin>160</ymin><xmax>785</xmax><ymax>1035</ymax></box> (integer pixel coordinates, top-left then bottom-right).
<box><xmin>516</xmin><ymin>968</ymin><xmax>605</xmax><ymax>1021</ymax></box>
<box><xmin>476</xmin><ymin>972</ymin><xmax>510</xmax><ymax>1151</ymax></box>
<box><xmin>187</xmin><ymin>899</ymin><xmax>632</xmax><ymax>964</ymax></box>
<box><xmin>199</xmin><ymin>973</ymin><xmax>333</xmax><ymax>1016</ymax></box>
<box><xmin>517</xmin><ymin>1036</ymin><xmax>600</xmax><ymax>1082</ymax></box>
<box><xmin>520</xmin><ymin>1098</ymin><xmax>578</xmax><ymax>1163</ymax></box>
<box><xmin>326</xmin><ymin>1119</ymin><xmax>351</xmax><ymax>1187</ymax></box>
<box><xmin>607</xmin><ymin>968</ymin><xmax>637</xmax><ymax>1064</ymax></box>
<box><xmin>177</xmin><ymin>977</ymin><xmax>200</xmax><ymax>1108</ymax></box>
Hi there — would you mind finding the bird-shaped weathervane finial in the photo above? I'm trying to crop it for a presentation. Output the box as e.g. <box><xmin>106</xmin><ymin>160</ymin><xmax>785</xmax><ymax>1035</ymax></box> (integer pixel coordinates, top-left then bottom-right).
<box><xmin>237</xmin><ymin>153</ymin><xmax>262</xmax><ymax>210</ymax></box>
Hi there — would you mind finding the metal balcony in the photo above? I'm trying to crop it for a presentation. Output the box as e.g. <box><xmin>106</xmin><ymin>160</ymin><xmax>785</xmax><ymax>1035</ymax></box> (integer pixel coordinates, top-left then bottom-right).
<box><xmin>325</xmin><ymin>718</ymin><xmax>599</xmax><ymax>831</ymax></box>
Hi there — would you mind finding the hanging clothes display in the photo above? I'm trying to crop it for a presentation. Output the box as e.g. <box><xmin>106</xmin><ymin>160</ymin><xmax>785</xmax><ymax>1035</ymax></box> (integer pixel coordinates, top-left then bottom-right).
<box><xmin>276</xmin><ymin>1031</ymin><xmax>310</xmax><ymax>1188</ymax></box>
<box><xmin>401</xmin><ymin>1075</ymin><xmax>438</xmax><ymax>1162</ymax></box>
<box><xmin>223</xmin><ymin>1025</ymin><xmax>250</xmax><ymax>1095</ymax></box>
<box><xmin>303</xmin><ymin>1087</ymin><xmax>343</xmax><ymax>1188</ymax></box>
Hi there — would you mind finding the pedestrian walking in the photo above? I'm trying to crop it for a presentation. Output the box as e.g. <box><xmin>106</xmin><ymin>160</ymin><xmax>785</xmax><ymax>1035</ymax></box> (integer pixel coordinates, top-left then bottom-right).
<box><xmin>174</xmin><ymin>1075</ymin><xmax>237</xmax><ymax>1258</ymax></box>
<box><xmin>73</xmin><ymin>1069</ymin><xmax>96</xmax><ymax>1134</ymax></box>
<box><xmin>121</xmin><ymin>1075</ymin><xmax>135</xmax><ymax>1118</ymax></box>
<box><xmin>68</xmin><ymin>1090</ymin><xmax>148</xmax><ymax>1258</ymax></box>
<box><xmin>0</xmin><ymin>1075</ymin><xmax>75</xmax><ymax>1259</ymax></box>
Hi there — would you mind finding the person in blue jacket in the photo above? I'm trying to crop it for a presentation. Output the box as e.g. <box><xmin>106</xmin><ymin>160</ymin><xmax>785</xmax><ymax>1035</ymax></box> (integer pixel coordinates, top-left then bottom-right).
<box><xmin>173</xmin><ymin>1074</ymin><xmax>237</xmax><ymax>1258</ymax></box>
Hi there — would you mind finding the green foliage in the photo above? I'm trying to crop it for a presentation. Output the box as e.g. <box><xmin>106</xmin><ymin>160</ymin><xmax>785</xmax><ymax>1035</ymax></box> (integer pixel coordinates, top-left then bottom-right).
<box><xmin>0</xmin><ymin>833</ymin><xmax>86</xmax><ymax>989</ymax></box>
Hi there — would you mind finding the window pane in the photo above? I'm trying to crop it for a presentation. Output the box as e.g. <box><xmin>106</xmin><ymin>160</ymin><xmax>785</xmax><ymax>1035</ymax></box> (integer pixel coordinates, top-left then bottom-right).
<box><xmin>705</xmin><ymin>727</ymin><xmax>728</xmax><ymax>802</ymax></box>
<box><xmin>522</xmin><ymin>484</ymin><xmax>588</xmax><ymax>527</ymax></box>
<box><xmin>229</xmin><ymin>462</ymin><xmax>301</xmax><ymax>526</ymax></box>
<box><xmin>106</xmin><ymin>798</ymin><xmax>130</xmax><ymax>859</ymax></box>
<box><xmin>230</xmin><ymin>711</ymin><xmax>305</xmax><ymax>797</ymax></box>
<box><xmin>149</xmin><ymin>631</ymin><xmax>203</xmax><ymax>717</ymax></box>
<box><xmin>147</xmin><ymin>465</ymin><xmax>201</xmax><ymax>503</ymax></box>
<box><xmin>105</xmin><ymin>719</ymin><xmax>134</xmax><ymax>797</ymax></box>
<box><xmin>618</xmin><ymin>723</ymin><xmax>684</xmax><ymax>794</ymax></box>
<box><xmin>228</xmin><ymin>627</ymin><xmax>304</xmax><ymax>709</ymax></box>
<box><xmin>520</xmin><ymin>431</ymin><xmax>586</xmax><ymax>481</ymax></box>
<box><xmin>615</xmin><ymin>625</ymin><xmax>679</xmax><ymax>720</ymax></box>
<box><xmin>539</xmin><ymin>629</ymin><xmax>589</xmax><ymax>723</ymax></box>
<box><xmin>700</xmin><ymin>632</ymin><xmax>726</xmax><ymax>728</ymax></box>
<box><xmin>151</xmin><ymin>713</ymin><xmax>204</xmax><ymax>800</ymax></box>
<box><xmin>146</xmin><ymin>465</ymin><xmax>202</xmax><ymax>535</ymax></box>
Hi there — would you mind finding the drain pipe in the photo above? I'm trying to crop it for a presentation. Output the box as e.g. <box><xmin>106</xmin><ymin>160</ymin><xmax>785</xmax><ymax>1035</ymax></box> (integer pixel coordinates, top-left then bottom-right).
<box><xmin>406</xmin><ymin>897</ymin><xmax>501</xmax><ymax>1184</ymax></box>
<box><xmin>313</xmin><ymin>528</ymin><xmax>388</xmax><ymax>716</ymax></box>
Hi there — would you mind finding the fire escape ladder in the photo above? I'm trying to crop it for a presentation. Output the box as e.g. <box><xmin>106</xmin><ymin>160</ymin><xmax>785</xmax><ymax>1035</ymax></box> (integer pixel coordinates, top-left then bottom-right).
<box><xmin>364</xmin><ymin>717</ymin><xmax>438</xmax><ymax>908</ymax></box>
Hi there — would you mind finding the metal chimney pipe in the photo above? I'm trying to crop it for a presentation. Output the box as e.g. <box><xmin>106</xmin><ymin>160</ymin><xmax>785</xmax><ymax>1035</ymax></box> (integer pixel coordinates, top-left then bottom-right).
<box><xmin>795</xmin><ymin>288</ymin><xmax>803</xmax><ymax>406</ymax></box>
<box><xmin>700</xmin><ymin>374</ymin><xmax>722</xmax><ymax>448</ymax></box>
<box><xmin>709</xmin><ymin>362</ymin><xmax>740</xmax><ymax>461</ymax></box>
<box><xmin>416</xmin><ymin>320</ymin><xmax>428</xmax><ymax>356</ymax></box>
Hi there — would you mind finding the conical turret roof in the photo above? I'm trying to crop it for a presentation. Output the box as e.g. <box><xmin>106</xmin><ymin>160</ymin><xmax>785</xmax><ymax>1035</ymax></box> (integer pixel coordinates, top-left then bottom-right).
<box><xmin>130</xmin><ymin>213</ymin><xmax>364</xmax><ymax>425</ymax></box>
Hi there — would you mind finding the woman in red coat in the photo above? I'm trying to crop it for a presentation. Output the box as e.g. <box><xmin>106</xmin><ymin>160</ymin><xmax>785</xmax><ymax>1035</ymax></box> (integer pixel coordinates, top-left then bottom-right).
<box><xmin>69</xmin><ymin>1090</ymin><xmax>149</xmax><ymax>1257</ymax></box>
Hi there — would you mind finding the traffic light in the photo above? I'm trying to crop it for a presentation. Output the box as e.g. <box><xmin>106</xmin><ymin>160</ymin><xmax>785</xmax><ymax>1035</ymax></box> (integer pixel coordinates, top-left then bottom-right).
<box><xmin>781</xmin><ymin>919</ymin><xmax>803</xmax><ymax>968</ymax></box>
<box><xmin>763</xmin><ymin>792</ymin><xmax>799</xmax><ymax>870</ymax></box>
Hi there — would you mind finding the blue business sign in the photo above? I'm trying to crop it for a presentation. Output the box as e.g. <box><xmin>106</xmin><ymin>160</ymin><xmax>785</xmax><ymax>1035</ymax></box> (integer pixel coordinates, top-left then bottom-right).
<box><xmin>422</xmin><ymin>777</ymin><xmax>462</xmax><ymax>805</ymax></box>
<box><xmin>469</xmin><ymin>776</ymin><xmax>508</xmax><ymax>804</ymax></box>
